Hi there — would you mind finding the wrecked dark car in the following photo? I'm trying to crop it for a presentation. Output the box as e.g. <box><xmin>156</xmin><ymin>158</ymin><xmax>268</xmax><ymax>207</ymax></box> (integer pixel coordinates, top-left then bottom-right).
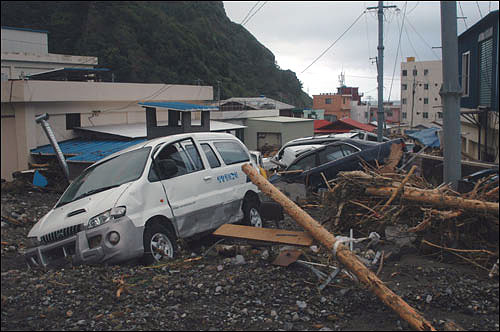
<box><xmin>269</xmin><ymin>139</ymin><xmax>405</xmax><ymax>194</ymax></box>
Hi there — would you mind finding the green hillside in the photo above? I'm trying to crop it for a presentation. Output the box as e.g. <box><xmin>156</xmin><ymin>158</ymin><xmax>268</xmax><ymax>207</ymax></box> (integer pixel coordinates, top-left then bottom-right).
<box><xmin>1</xmin><ymin>1</ymin><xmax>312</xmax><ymax>108</ymax></box>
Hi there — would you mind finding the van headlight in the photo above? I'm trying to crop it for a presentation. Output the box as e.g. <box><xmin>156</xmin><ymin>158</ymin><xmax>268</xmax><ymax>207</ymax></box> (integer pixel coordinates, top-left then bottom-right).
<box><xmin>87</xmin><ymin>206</ymin><xmax>126</xmax><ymax>230</ymax></box>
<box><xmin>26</xmin><ymin>237</ymin><xmax>41</xmax><ymax>248</ymax></box>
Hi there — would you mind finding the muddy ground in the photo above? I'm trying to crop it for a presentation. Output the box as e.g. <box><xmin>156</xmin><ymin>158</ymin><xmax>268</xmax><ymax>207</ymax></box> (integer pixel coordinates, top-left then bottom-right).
<box><xmin>1</xmin><ymin>182</ymin><xmax>499</xmax><ymax>331</ymax></box>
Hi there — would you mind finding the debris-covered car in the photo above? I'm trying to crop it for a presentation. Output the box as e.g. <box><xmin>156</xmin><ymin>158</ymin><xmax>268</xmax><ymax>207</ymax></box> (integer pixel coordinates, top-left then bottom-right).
<box><xmin>269</xmin><ymin>139</ymin><xmax>405</xmax><ymax>193</ymax></box>
<box><xmin>25</xmin><ymin>132</ymin><xmax>281</xmax><ymax>268</ymax></box>
<box><xmin>268</xmin><ymin>131</ymin><xmax>390</xmax><ymax>170</ymax></box>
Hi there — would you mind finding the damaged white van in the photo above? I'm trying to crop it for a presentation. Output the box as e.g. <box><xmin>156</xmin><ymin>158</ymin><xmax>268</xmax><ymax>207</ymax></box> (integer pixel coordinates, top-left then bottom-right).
<box><xmin>25</xmin><ymin>132</ymin><xmax>274</xmax><ymax>267</ymax></box>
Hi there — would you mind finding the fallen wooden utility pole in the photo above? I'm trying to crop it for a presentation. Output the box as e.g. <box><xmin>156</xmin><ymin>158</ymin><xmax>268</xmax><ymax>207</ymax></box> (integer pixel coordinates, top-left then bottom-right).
<box><xmin>242</xmin><ymin>164</ymin><xmax>435</xmax><ymax>331</ymax></box>
<box><xmin>365</xmin><ymin>186</ymin><xmax>498</xmax><ymax>215</ymax></box>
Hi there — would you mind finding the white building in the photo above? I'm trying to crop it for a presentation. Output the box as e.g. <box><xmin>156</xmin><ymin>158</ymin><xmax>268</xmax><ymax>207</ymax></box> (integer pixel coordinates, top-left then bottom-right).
<box><xmin>1</xmin><ymin>27</ymin><xmax>98</xmax><ymax>81</ymax></box>
<box><xmin>350</xmin><ymin>101</ymin><xmax>371</xmax><ymax>124</ymax></box>
<box><xmin>400</xmin><ymin>58</ymin><xmax>443</xmax><ymax>128</ymax></box>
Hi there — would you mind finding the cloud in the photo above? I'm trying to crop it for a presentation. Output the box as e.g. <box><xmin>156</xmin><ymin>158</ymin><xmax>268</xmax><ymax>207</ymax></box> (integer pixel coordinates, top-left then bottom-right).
<box><xmin>224</xmin><ymin>1</ymin><xmax>499</xmax><ymax>101</ymax></box>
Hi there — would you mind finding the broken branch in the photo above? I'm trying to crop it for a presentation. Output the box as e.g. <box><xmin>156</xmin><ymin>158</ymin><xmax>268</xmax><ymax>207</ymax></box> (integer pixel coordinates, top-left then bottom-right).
<box><xmin>365</xmin><ymin>186</ymin><xmax>498</xmax><ymax>215</ymax></box>
<box><xmin>242</xmin><ymin>163</ymin><xmax>435</xmax><ymax>331</ymax></box>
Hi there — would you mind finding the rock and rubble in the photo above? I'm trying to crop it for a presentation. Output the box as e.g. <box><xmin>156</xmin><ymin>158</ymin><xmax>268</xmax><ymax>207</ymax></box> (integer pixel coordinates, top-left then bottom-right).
<box><xmin>1</xmin><ymin>177</ymin><xmax>499</xmax><ymax>331</ymax></box>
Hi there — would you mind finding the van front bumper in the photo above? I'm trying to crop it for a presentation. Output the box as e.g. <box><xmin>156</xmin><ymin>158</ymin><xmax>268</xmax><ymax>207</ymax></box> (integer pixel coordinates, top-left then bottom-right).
<box><xmin>25</xmin><ymin>217</ymin><xmax>144</xmax><ymax>268</ymax></box>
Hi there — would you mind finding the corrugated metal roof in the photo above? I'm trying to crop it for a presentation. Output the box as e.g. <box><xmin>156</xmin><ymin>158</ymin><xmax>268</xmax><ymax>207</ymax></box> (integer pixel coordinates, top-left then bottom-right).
<box><xmin>139</xmin><ymin>101</ymin><xmax>218</xmax><ymax>111</ymax></box>
<box><xmin>30</xmin><ymin>138</ymin><xmax>147</xmax><ymax>163</ymax></box>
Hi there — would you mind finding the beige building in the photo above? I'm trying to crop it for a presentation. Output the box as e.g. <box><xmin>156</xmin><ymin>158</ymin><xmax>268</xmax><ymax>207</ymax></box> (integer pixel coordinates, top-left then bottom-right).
<box><xmin>1</xmin><ymin>80</ymin><xmax>213</xmax><ymax>180</ymax></box>
<box><xmin>400</xmin><ymin>59</ymin><xmax>443</xmax><ymax>128</ymax></box>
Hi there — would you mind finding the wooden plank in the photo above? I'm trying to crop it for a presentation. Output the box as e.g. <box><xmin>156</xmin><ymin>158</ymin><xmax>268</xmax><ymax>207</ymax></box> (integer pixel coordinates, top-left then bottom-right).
<box><xmin>213</xmin><ymin>224</ymin><xmax>314</xmax><ymax>246</ymax></box>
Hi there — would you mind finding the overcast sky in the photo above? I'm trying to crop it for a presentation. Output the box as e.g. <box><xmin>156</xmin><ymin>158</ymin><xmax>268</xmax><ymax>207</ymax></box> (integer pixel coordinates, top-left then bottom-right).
<box><xmin>223</xmin><ymin>1</ymin><xmax>498</xmax><ymax>103</ymax></box>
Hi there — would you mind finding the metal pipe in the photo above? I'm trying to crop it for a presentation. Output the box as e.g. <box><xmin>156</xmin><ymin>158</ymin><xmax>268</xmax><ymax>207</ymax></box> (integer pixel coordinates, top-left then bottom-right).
<box><xmin>35</xmin><ymin>113</ymin><xmax>70</xmax><ymax>182</ymax></box>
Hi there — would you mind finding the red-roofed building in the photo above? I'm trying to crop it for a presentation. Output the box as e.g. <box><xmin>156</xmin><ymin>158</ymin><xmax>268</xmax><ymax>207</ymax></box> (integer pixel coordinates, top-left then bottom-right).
<box><xmin>314</xmin><ymin>117</ymin><xmax>376</xmax><ymax>134</ymax></box>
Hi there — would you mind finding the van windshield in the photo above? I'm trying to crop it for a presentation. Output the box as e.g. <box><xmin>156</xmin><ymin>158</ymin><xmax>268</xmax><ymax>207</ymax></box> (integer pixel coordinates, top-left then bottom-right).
<box><xmin>56</xmin><ymin>147</ymin><xmax>151</xmax><ymax>207</ymax></box>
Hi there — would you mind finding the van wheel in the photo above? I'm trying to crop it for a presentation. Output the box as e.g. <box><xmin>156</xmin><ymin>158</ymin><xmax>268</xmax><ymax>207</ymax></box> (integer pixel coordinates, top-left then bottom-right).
<box><xmin>243</xmin><ymin>200</ymin><xmax>263</xmax><ymax>228</ymax></box>
<box><xmin>143</xmin><ymin>223</ymin><xmax>176</xmax><ymax>265</ymax></box>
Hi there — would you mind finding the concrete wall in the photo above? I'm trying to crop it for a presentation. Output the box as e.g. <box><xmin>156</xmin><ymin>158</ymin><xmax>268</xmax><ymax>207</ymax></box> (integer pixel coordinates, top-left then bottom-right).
<box><xmin>1</xmin><ymin>28</ymin><xmax>49</xmax><ymax>54</ymax></box>
<box><xmin>244</xmin><ymin>117</ymin><xmax>314</xmax><ymax>151</ymax></box>
<box><xmin>1</xmin><ymin>80</ymin><xmax>213</xmax><ymax>180</ymax></box>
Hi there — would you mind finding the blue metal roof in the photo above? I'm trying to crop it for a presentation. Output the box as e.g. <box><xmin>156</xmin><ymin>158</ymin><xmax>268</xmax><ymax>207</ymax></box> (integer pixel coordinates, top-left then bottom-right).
<box><xmin>1</xmin><ymin>26</ymin><xmax>49</xmax><ymax>34</ymax></box>
<box><xmin>139</xmin><ymin>101</ymin><xmax>218</xmax><ymax>111</ymax></box>
<box><xmin>31</xmin><ymin>138</ymin><xmax>147</xmax><ymax>163</ymax></box>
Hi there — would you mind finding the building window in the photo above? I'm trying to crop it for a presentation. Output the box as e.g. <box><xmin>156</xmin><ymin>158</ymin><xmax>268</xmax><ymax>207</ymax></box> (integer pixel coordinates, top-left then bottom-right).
<box><xmin>402</xmin><ymin>98</ymin><xmax>407</xmax><ymax>105</ymax></box>
<box><xmin>325</xmin><ymin>98</ymin><xmax>332</xmax><ymax>104</ymax></box>
<box><xmin>413</xmin><ymin>69</ymin><xmax>418</xmax><ymax>76</ymax></box>
<box><xmin>424</xmin><ymin>84</ymin><xmax>429</xmax><ymax>90</ymax></box>
<box><xmin>364</xmin><ymin>112</ymin><xmax>368</xmax><ymax>119</ymax></box>
<box><xmin>438</xmin><ymin>112</ymin><xmax>443</xmax><ymax>119</ymax></box>
<box><xmin>402</xmin><ymin>112</ymin><xmax>407</xmax><ymax>119</ymax></box>
<box><xmin>424</xmin><ymin>98</ymin><xmax>429</xmax><ymax>104</ymax></box>
<box><xmin>342</xmin><ymin>97</ymin><xmax>346</xmax><ymax>104</ymax></box>
<box><xmin>478</xmin><ymin>38</ymin><xmax>493</xmax><ymax>106</ymax></box>
<box><xmin>386</xmin><ymin>111</ymin><xmax>393</xmax><ymax>117</ymax></box>
<box><xmin>424</xmin><ymin>69</ymin><xmax>429</xmax><ymax>75</ymax></box>
<box><xmin>402</xmin><ymin>84</ymin><xmax>407</xmax><ymax>90</ymax></box>
<box><xmin>423</xmin><ymin>112</ymin><xmax>429</xmax><ymax>119</ymax></box>
<box><xmin>461</xmin><ymin>51</ymin><xmax>470</xmax><ymax>97</ymax></box>
<box><xmin>402</xmin><ymin>70</ymin><xmax>407</xmax><ymax>76</ymax></box>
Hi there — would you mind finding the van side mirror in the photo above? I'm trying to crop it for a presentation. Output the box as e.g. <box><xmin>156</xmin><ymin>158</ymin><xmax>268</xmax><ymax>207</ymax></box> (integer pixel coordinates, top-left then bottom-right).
<box><xmin>157</xmin><ymin>159</ymin><xmax>178</xmax><ymax>179</ymax></box>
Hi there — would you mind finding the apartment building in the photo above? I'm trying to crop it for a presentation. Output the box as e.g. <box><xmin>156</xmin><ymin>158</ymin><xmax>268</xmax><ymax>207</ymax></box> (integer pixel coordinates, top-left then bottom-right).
<box><xmin>400</xmin><ymin>59</ymin><xmax>443</xmax><ymax>128</ymax></box>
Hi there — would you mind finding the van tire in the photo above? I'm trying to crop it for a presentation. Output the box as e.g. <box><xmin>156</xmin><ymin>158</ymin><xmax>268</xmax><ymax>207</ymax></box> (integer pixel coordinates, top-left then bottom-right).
<box><xmin>243</xmin><ymin>199</ymin><xmax>263</xmax><ymax>228</ymax></box>
<box><xmin>142</xmin><ymin>223</ymin><xmax>177</xmax><ymax>265</ymax></box>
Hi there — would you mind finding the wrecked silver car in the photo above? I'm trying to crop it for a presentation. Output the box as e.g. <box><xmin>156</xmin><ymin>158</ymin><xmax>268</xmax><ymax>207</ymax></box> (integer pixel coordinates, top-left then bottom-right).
<box><xmin>25</xmin><ymin>132</ymin><xmax>276</xmax><ymax>268</ymax></box>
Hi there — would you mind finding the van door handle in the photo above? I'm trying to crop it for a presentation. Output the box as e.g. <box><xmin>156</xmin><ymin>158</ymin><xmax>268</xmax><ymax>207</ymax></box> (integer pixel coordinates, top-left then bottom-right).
<box><xmin>203</xmin><ymin>176</ymin><xmax>212</xmax><ymax>181</ymax></box>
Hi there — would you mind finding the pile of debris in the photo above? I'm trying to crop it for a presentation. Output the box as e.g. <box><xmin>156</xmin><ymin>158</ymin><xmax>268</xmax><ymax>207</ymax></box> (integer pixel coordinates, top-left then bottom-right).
<box><xmin>309</xmin><ymin>161</ymin><xmax>499</xmax><ymax>275</ymax></box>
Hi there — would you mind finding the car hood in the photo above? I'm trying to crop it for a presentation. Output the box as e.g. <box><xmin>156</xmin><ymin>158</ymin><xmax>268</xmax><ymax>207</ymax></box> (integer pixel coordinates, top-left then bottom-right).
<box><xmin>28</xmin><ymin>184</ymin><xmax>130</xmax><ymax>239</ymax></box>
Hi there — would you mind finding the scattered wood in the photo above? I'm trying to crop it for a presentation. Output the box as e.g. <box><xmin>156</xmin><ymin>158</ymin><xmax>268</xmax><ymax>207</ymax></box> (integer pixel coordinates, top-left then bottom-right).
<box><xmin>242</xmin><ymin>163</ymin><xmax>436</xmax><ymax>332</ymax></box>
<box><xmin>213</xmin><ymin>224</ymin><xmax>314</xmax><ymax>246</ymax></box>
<box><xmin>365</xmin><ymin>186</ymin><xmax>498</xmax><ymax>215</ymax></box>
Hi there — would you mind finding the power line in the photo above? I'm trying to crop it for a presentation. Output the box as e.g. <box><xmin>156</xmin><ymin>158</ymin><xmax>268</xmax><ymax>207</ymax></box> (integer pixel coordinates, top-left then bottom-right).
<box><xmin>458</xmin><ymin>1</ymin><xmax>468</xmax><ymax>29</ymax></box>
<box><xmin>476</xmin><ymin>1</ymin><xmax>483</xmax><ymax>18</ymax></box>
<box><xmin>388</xmin><ymin>2</ymin><xmax>407</xmax><ymax>103</ymax></box>
<box><xmin>406</xmin><ymin>1</ymin><xmax>419</xmax><ymax>16</ymax></box>
<box><xmin>403</xmin><ymin>19</ymin><xmax>420</xmax><ymax>61</ymax></box>
<box><xmin>302</xmin><ymin>10</ymin><xmax>366</xmax><ymax>74</ymax></box>
<box><xmin>405</xmin><ymin>17</ymin><xmax>440</xmax><ymax>60</ymax></box>
<box><xmin>240</xmin><ymin>2</ymin><xmax>260</xmax><ymax>25</ymax></box>
<box><xmin>242</xmin><ymin>1</ymin><xmax>267</xmax><ymax>27</ymax></box>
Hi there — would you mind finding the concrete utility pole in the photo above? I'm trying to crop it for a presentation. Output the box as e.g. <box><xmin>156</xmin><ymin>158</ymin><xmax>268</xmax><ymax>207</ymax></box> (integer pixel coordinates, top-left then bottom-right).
<box><xmin>439</xmin><ymin>1</ymin><xmax>462</xmax><ymax>189</ymax></box>
<box><xmin>368</xmin><ymin>1</ymin><xmax>397</xmax><ymax>142</ymax></box>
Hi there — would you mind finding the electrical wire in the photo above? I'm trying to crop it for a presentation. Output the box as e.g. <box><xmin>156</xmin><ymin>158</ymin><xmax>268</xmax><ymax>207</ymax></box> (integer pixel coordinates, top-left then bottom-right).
<box><xmin>405</xmin><ymin>17</ymin><xmax>440</xmax><ymax>60</ymax></box>
<box><xmin>458</xmin><ymin>1</ymin><xmax>468</xmax><ymax>30</ymax></box>
<box><xmin>302</xmin><ymin>10</ymin><xmax>366</xmax><ymax>74</ymax></box>
<box><xmin>242</xmin><ymin>1</ymin><xmax>267</xmax><ymax>27</ymax></box>
<box><xmin>240</xmin><ymin>1</ymin><xmax>260</xmax><ymax>25</ymax></box>
<box><xmin>403</xmin><ymin>20</ymin><xmax>420</xmax><ymax>61</ymax></box>
<box><xmin>388</xmin><ymin>2</ymin><xmax>407</xmax><ymax>103</ymax></box>
<box><xmin>476</xmin><ymin>1</ymin><xmax>483</xmax><ymax>18</ymax></box>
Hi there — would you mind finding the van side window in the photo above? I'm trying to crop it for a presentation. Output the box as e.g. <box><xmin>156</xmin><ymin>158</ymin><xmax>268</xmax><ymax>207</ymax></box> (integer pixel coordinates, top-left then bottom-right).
<box><xmin>149</xmin><ymin>138</ymin><xmax>203</xmax><ymax>181</ymax></box>
<box><xmin>213</xmin><ymin>141</ymin><xmax>249</xmax><ymax>165</ymax></box>
<box><xmin>201</xmin><ymin>143</ymin><xmax>221</xmax><ymax>168</ymax></box>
